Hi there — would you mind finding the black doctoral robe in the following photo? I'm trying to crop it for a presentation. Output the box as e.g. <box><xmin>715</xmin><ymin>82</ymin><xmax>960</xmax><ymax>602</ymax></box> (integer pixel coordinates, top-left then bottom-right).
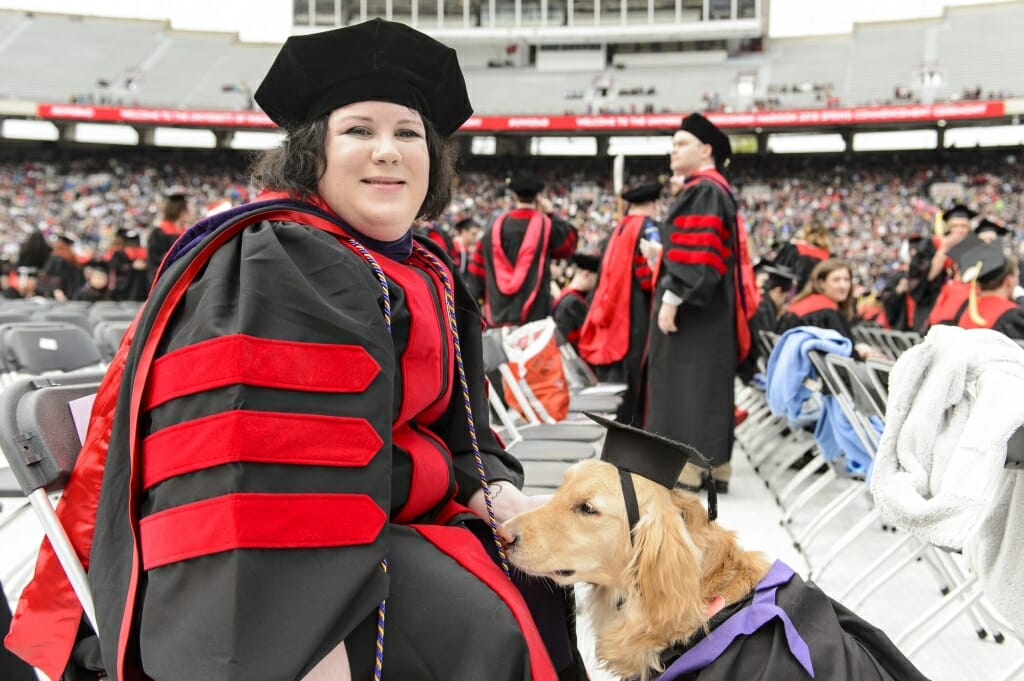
<box><xmin>552</xmin><ymin>287</ymin><xmax>589</xmax><ymax>349</ymax></box>
<box><xmin>645</xmin><ymin>171</ymin><xmax>743</xmax><ymax>466</ymax></box>
<box><xmin>84</xmin><ymin>198</ymin><xmax>560</xmax><ymax>681</ymax></box>
<box><xmin>578</xmin><ymin>213</ymin><xmax>657</xmax><ymax>425</ymax></box>
<box><xmin>467</xmin><ymin>208</ymin><xmax>577</xmax><ymax>326</ymax></box>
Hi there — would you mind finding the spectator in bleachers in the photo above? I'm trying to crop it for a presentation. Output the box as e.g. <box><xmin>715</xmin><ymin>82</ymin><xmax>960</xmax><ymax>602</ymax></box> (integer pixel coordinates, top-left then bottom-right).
<box><xmin>36</xmin><ymin>233</ymin><xmax>83</xmax><ymax>300</ymax></box>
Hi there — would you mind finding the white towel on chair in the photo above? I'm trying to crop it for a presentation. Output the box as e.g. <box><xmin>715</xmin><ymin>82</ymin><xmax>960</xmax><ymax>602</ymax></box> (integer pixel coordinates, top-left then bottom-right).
<box><xmin>870</xmin><ymin>325</ymin><xmax>1024</xmax><ymax>636</ymax></box>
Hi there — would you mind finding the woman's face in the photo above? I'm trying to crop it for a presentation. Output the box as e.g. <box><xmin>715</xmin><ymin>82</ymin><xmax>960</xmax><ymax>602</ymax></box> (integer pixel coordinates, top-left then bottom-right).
<box><xmin>318</xmin><ymin>101</ymin><xmax>429</xmax><ymax>240</ymax></box>
<box><xmin>820</xmin><ymin>267</ymin><xmax>852</xmax><ymax>304</ymax></box>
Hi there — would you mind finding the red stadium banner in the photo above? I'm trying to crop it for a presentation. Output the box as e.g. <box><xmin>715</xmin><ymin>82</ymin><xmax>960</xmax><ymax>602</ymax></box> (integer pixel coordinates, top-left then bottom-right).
<box><xmin>36</xmin><ymin>100</ymin><xmax>1006</xmax><ymax>132</ymax></box>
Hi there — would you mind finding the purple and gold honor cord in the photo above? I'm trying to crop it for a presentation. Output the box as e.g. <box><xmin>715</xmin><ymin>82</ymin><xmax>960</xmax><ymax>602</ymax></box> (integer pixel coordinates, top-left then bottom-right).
<box><xmin>346</xmin><ymin>238</ymin><xmax>511</xmax><ymax>681</ymax></box>
<box><xmin>414</xmin><ymin>243</ymin><xmax>511</xmax><ymax>577</ymax></box>
<box><xmin>345</xmin><ymin>237</ymin><xmax>390</xmax><ymax>681</ymax></box>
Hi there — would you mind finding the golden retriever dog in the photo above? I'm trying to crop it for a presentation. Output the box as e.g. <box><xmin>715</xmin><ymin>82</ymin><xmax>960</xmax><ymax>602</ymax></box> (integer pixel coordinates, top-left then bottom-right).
<box><xmin>501</xmin><ymin>459</ymin><xmax>770</xmax><ymax>680</ymax></box>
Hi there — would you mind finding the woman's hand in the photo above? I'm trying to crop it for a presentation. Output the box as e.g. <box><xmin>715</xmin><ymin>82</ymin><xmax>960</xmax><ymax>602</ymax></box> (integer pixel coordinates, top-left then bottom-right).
<box><xmin>468</xmin><ymin>481</ymin><xmax>550</xmax><ymax>524</ymax></box>
<box><xmin>855</xmin><ymin>343</ymin><xmax>889</xmax><ymax>361</ymax></box>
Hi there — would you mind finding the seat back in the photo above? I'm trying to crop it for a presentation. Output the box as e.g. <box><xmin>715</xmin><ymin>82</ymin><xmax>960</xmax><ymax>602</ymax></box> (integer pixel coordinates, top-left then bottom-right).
<box><xmin>0</xmin><ymin>371</ymin><xmax>105</xmax><ymax>640</ymax></box>
<box><xmin>0</xmin><ymin>371</ymin><xmax>105</xmax><ymax>495</ymax></box>
<box><xmin>0</xmin><ymin>322</ymin><xmax>103</xmax><ymax>375</ymax></box>
<box><xmin>93</xmin><ymin>320</ymin><xmax>131</xmax><ymax>362</ymax></box>
<box><xmin>30</xmin><ymin>307</ymin><xmax>94</xmax><ymax>334</ymax></box>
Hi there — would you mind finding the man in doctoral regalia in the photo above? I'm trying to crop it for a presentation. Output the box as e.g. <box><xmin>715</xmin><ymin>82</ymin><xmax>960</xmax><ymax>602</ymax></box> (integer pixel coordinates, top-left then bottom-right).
<box><xmin>645</xmin><ymin>114</ymin><xmax>759</xmax><ymax>494</ymax></box>
<box><xmin>467</xmin><ymin>173</ymin><xmax>577</xmax><ymax>326</ymax></box>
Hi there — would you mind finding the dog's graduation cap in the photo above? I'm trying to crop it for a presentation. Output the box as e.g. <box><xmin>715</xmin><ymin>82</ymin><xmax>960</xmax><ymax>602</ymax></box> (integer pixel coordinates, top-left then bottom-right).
<box><xmin>255</xmin><ymin>18</ymin><xmax>472</xmax><ymax>137</ymax></box>
<box><xmin>621</xmin><ymin>183</ymin><xmax>663</xmax><ymax>205</ymax></box>
<box><xmin>585</xmin><ymin>412</ymin><xmax>718</xmax><ymax>531</ymax></box>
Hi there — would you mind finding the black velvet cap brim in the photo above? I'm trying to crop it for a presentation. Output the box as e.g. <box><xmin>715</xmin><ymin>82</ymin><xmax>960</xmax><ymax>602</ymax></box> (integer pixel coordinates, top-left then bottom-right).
<box><xmin>942</xmin><ymin>204</ymin><xmax>978</xmax><ymax>222</ymax></box>
<box><xmin>255</xmin><ymin>19</ymin><xmax>473</xmax><ymax>137</ymax></box>
<box><xmin>585</xmin><ymin>411</ymin><xmax>711</xmax><ymax>489</ymax></box>
<box><xmin>621</xmin><ymin>183</ymin><xmax>663</xmax><ymax>204</ymax></box>
<box><xmin>680</xmin><ymin>113</ymin><xmax>732</xmax><ymax>167</ymax></box>
<box><xmin>509</xmin><ymin>174</ymin><xmax>545</xmax><ymax>197</ymax></box>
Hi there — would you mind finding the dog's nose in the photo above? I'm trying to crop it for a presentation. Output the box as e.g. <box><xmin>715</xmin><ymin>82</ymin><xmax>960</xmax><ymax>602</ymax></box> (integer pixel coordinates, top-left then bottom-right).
<box><xmin>497</xmin><ymin>523</ymin><xmax>518</xmax><ymax>547</ymax></box>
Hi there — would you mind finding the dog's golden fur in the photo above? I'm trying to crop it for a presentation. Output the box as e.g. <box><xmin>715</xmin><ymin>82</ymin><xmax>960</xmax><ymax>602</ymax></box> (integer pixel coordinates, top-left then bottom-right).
<box><xmin>502</xmin><ymin>459</ymin><xmax>771</xmax><ymax>680</ymax></box>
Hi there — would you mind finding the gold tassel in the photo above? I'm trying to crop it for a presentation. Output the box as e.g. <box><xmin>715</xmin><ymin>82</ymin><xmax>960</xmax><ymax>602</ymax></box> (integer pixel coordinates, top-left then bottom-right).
<box><xmin>965</xmin><ymin>260</ymin><xmax>987</xmax><ymax>326</ymax></box>
<box><xmin>934</xmin><ymin>210</ymin><xmax>945</xmax><ymax>238</ymax></box>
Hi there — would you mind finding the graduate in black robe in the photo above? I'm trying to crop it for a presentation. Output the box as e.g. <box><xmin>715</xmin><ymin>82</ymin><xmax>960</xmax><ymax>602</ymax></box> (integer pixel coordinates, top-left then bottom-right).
<box><xmin>6</xmin><ymin>20</ymin><xmax>581</xmax><ymax>681</ymax></box>
<box><xmin>579</xmin><ymin>183</ymin><xmax>662</xmax><ymax>424</ymax></box>
<box><xmin>952</xmin><ymin>241</ymin><xmax>1024</xmax><ymax>339</ymax></box>
<box><xmin>36</xmin><ymin>234</ymin><xmax>83</xmax><ymax>300</ymax></box>
<box><xmin>646</xmin><ymin>114</ymin><xmax>757</xmax><ymax>492</ymax></box>
<box><xmin>467</xmin><ymin>173</ymin><xmax>577</xmax><ymax>326</ymax></box>
<box><xmin>552</xmin><ymin>253</ymin><xmax>599</xmax><ymax>349</ymax></box>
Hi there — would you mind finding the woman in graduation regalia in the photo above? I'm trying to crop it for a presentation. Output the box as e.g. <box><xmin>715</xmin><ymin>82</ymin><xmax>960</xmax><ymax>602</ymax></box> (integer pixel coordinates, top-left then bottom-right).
<box><xmin>777</xmin><ymin>258</ymin><xmax>885</xmax><ymax>360</ymax></box>
<box><xmin>5</xmin><ymin>20</ymin><xmax>580</xmax><ymax>681</ymax></box>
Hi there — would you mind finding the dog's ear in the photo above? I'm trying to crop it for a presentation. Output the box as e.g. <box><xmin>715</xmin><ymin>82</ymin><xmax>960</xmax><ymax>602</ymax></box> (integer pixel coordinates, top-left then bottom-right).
<box><xmin>626</xmin><ymin>489</ymin><xmax>706</xmax><ymax>639</ymax></box>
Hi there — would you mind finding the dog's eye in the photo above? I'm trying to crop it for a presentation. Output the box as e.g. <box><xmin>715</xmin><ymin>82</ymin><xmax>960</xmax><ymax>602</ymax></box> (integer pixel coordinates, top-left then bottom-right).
<box><xmin>574</xmin><ymin>501</ymin><xmax>598</xmax><ymax>515</ymax></box>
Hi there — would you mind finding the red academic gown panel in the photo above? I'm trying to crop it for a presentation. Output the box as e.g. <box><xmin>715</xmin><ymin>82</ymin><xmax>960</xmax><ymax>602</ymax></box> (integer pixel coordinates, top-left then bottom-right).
<box><xmin>777</xmin><ymin>293</ymin><xmax>855</xmax><ymax>341</ymax></box>
<box><xmin>957</xmin><ymin>295</ymin><xmax>1024</xmax><ymax>338</ymax></box>
<box><xmin>5</xmin><ymin>200</ymin><xmax>556</xmax><ymax>681</ymax></box>
<box><xmin>578</xmin><ymin>213</ymin><xmax>656</xmax><ymax>424</ymax></box>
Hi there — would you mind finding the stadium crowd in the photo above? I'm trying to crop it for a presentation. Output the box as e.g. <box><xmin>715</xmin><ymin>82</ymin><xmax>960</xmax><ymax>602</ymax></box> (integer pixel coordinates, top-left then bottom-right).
<box><xmin>1</xmin><ymin>148</ymin><xmax>1022</xmax><ymax>302</ymax></box>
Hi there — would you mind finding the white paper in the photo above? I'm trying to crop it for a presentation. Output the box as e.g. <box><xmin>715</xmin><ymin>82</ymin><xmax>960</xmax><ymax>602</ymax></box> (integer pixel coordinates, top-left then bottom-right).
<box><xmin>68</xmin><ymin>394</ymin><xmax>97</xmax><ymax>445</ymax></box>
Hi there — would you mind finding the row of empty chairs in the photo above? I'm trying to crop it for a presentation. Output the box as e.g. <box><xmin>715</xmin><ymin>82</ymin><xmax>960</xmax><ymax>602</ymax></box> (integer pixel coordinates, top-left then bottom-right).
<box><xmin>734</xmin><ymin>326</ymin><xmax>1024</xmax><ymax>680</ymax></box>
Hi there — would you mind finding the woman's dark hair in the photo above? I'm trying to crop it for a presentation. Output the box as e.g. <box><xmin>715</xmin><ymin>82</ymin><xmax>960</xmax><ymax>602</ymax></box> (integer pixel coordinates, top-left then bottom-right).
<box><xmin>163</xmin><ymin>196</ymin><xmax>188</xmax><ymax>223</ymax></box>
<box><xmin>250</xmin><ymin>112</ymin><xmax>457</xmax><ymax>222</ymax></box>
<box><xmin>15</xmin><ymin>231</ymin><xmax>51</xmax><ymax>269</ymax></box>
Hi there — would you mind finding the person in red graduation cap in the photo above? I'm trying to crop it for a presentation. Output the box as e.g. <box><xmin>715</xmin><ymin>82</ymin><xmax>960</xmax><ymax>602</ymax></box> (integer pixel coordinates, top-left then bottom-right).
<box><xmin>578</xmin><ymin>182</ymin><xmax>663</xmax><ymax>425</ymax></box>
<box><xmin>467</xmin><ymin>173</ymin><xmax>578</xmax><ymax>326</ymax></box>
<box><xmin>644</xmin><ymin>113</ymin><xmax>760</xmax><ymax>494</ymax></box>
<box><xmin>5</xmin><ymin>19</ymin><xmax>585</xmax><ymax>681</ymax></box>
